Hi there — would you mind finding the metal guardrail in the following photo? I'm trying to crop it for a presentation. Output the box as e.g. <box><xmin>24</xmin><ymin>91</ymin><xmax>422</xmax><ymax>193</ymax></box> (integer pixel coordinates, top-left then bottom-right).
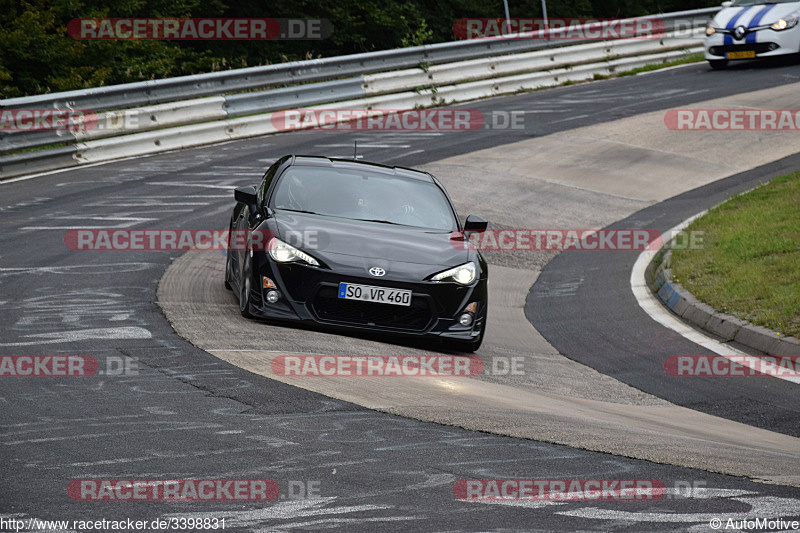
<box><xmin>0</xmin><ymin>8</ymin><xmax>717</xmax><ymax>178</ymax></box>
<box><xmin>224</xmin><ymin>77</ymin><xmax>366</xmax><ymax>118</ymax></box>
<box><xmin>1</xmin><ymin>9</ymin><xmax>716</xmax><ymax>112</ymax></box>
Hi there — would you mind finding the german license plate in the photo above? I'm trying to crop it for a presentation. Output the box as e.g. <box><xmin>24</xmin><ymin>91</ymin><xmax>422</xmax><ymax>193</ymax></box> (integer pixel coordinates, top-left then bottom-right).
<box><xmin>338</xmin><ymin>283</ymin><xmax>411</xmax><ymax>306</ymax></box>
<box><xmin>727</xmin><ymin>50</ymin><xmax>756</xmax><ymax>59</ymax></box>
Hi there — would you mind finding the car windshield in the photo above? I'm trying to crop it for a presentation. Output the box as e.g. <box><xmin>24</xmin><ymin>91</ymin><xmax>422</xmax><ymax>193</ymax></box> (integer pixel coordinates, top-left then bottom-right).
<box><xmin>271</xmin><ymin>166</ymin><xmax>458</xmax><ymax>231</ymax></box>
<box><xmin>732</xmin><ymin>0</ymin><xmax>797</xmax><ymax>5</ymax></box>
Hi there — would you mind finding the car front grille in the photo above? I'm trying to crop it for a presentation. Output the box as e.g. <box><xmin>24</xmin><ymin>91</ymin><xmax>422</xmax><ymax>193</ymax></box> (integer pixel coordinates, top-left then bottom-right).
<box><xmin>708</xmin><ymin>43</ymin><xmax>778</xmax><ymax>56</ymax></box>
<box><xmin>311</xmin><ymin>285</ymin><xmax>433</xmax><ymax>331</ymax></box>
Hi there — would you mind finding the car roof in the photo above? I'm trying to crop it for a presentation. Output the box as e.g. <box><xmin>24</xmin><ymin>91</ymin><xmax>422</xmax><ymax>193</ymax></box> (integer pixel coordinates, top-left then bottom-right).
<box><xmin>287</xmin><ymin>155</ymin><xmax>434</xmax><ymax>183</ymax></box>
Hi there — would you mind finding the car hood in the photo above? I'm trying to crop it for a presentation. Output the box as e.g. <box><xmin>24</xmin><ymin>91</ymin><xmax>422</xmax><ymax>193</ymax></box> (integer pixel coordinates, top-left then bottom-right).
<box><xmin>713</xmin><ymin>3</ymin><xmax>800</xmax><ymax>28</ymax></box>
<box><xmin>272</xmin><ymin>211</ymin><xmax>469</xmax><ymax>271</ymax></box>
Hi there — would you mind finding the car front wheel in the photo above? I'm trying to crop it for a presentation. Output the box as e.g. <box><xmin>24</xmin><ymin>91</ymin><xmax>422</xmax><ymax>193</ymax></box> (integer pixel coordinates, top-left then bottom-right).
<box><xmin>224</xmin><ymin>251</ymin><xmax>233</xmax><ymax>290</ymax></box>
<box><xmin>239</xmin><ymin>259</ymin><xmax>254</xmax><ymax>319</ymax></box>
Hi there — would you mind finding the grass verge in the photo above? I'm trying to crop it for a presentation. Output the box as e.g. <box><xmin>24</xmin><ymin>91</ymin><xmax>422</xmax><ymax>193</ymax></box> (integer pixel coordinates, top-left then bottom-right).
<box><xmin>671</xmin><ymin>171</ymin><xmax>800</xmax><ymax>338</ymax></box>
<box><xmin>616</xmin><ymin>52</ymin><xmax>705</xmax><ymax>77</ymax></box>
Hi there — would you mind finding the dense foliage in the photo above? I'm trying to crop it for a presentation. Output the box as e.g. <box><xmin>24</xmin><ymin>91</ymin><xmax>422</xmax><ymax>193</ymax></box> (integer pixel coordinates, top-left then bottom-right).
<box><xmin>1</xmin><ymin>0</ymin><xmax>721</xmax><ymax>98</ymax></box>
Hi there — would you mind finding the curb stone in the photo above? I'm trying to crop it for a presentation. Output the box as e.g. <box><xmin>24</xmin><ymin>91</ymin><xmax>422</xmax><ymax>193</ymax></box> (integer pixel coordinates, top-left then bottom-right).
<box><xmin>646</xmin><ymin>249</ymin><xmax>800</xmax><ymax>357</ymax></box>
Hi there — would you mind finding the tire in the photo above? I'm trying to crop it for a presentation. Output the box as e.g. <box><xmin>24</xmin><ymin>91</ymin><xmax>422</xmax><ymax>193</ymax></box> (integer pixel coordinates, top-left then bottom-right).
<box><xmin>709</xmin><ymin>59</ymin><xmax>728</xmax><ymax>70</ymax></box>
<box><xmin>224</xmin><ymin>250</ymin><xmax>233</xmax><ymax>290</ymax></box>
<box><xmin>239</xmin><ymin>258</ymin><xmax>254</xmax><ymax>319</ymax></box>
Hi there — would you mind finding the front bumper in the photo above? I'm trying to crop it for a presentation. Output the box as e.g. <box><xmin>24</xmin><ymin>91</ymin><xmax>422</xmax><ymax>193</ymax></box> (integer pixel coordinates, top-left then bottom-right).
<box><xmin>704</xmin><ymin>28</ymin><xmax>800</xmax><ymax>59</ymax></box>
<box><xmin>244</xmin><ymin>254</ymin><xmax>487</xmax><ymax>342</ymax></box>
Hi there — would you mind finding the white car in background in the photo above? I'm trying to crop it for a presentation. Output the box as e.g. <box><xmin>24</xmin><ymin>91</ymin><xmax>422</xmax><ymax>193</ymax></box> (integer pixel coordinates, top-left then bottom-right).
<box><xmin>705</xmin><ymin>0</ymin><xmax>800</xmax><ymax>69</ymax></box>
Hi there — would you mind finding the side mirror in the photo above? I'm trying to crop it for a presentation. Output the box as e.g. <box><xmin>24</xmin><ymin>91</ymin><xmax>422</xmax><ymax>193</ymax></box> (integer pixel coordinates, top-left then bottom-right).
<box><xmin>464</xmin><ymin>214</ymin><xmax>488</xmax><ymax>232</ymax></box>
<box><xmin>234</xmin><ymin>186</ymin><xmax>258</xmax><ymax>206</ymax></box>
<box><xmin>721</xmin><ymin>1</ymin><xmax>732</xmax><ymax>7</ymax></box>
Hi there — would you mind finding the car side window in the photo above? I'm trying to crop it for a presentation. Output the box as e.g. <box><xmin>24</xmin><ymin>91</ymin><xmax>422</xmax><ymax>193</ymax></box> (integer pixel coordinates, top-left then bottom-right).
<box><xmin>257</xmin><ymin>156</ymin><xmax>289</xmax><ymax>206</ymax></box>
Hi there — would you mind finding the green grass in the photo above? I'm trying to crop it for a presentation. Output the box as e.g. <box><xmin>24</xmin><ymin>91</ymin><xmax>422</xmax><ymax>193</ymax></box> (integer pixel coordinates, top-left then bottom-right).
<box><xmin>7</xmin><ymin>142</ymin><xmax>70</xmax><ymax>155</ymax></box>
<box><xmin>616</xmin><ymin>52</ymin><xmax>705</xmax><ymax>77</ymax></box>
<box><xmin>671</xmin><ymin>171</ymin><xmax>800</xmax><ymax>338</ymax></box>
<box><xmin>549</xmin><ymin>53</ymin><xmax>703</xmax><ymax>89</ymax></box>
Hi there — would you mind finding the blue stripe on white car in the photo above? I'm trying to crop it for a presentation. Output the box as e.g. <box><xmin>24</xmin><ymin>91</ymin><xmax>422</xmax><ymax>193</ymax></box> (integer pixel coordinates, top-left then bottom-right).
<box><xmin>746</xmin><ymin>4</ymin><xmax>775</xmax><ymax>43</ymax></box>
<box><xmin>725</xmin><ymin>6</ymin><xmax>755</xmax><ymax>45</ymax></box>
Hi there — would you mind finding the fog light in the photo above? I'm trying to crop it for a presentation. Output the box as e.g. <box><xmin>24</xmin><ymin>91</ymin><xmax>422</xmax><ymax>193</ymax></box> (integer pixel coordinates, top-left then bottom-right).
<box><xmin>459</xmin><ymin>313</ymin><xmax>474</xmax><ymax>327</ymax></box>
<box><xmin>266</xmin><ymin>290</ymin><xmax>280</xmax><ymax>304</ymax></box>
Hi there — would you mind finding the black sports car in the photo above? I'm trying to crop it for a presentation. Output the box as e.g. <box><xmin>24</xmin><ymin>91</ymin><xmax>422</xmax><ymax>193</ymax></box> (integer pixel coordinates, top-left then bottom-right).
<box><xmin>225</xmin><ymin>154</ymin><xmax>488</xmax><ymax>352</ymax></box>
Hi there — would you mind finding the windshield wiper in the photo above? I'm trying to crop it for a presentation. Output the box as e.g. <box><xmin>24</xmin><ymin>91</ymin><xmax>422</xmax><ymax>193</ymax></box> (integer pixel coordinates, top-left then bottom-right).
<box><xmin>280</xmin><ymin>208</ymin><xmax>320</xmax><ymax>215</ymax></box>
<box><xmin>357</xmin><ymin>218</ymin><xmax>406</xmax><ymax>226</ymax></box>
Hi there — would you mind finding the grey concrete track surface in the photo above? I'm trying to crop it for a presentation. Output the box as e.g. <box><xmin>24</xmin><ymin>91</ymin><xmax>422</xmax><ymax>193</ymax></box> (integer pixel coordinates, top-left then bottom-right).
<box><xmin>162</xmin><ymin>250</ymin><xmax>800</xmax><ymax>485</ymax></box>
<box><xmin>160</xmin><ymin>78</ymin><xmax>800</xmax><ymax>484</ymax></box>
<box><xmin>3</xmin><ymin>62</ymin><xmax>800</xmax><ymax>530</ymax></box>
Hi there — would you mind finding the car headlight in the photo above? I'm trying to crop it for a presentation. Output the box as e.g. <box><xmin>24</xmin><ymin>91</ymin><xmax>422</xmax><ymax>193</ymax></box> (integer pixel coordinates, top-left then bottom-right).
<box><xmin>268</xmin><ymin>238</ymin><xmax>319</xmax><ymax>266</ymax></box>
<box><xmin>772</xmin><ymin>16</ymin><xmax>799</xmax><ymax>31</ymax></box>
<box><xmin>706</xmin><ymin>24</ymin><xmax>716</xmax><ymax>36</ymax></box>
<box><xmin>431</xmin><ymin>262</ymin><xmax>476</xmax><ymax>285</ymax></box>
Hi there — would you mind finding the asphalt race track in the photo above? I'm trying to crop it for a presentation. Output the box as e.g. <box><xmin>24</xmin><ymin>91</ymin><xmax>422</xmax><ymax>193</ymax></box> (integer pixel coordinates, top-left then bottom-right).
<box><xmin>2</xmin><ymin>61</ymin><xmax>800</xmax><ymax>531</ymax></box>
<box><xmin>527</xmin><ymin>151</ymin><xmax>800</xmax><ymax>436</ymax></box>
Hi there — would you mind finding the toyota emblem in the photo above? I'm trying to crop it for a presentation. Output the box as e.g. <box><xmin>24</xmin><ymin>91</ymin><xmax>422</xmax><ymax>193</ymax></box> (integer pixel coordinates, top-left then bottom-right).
<box><xmin>369</xmin><ymin>267</ymin><xmax>386</xmax><ymax>277</ymax></box>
